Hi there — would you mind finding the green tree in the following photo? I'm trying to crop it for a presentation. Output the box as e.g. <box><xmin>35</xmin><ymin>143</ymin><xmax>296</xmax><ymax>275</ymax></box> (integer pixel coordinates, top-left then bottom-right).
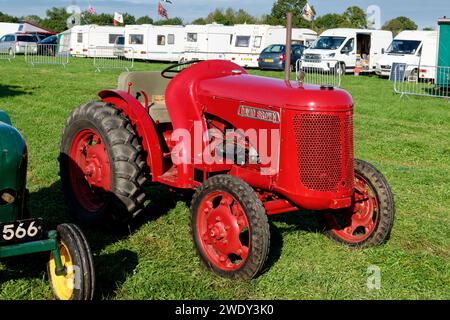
<box><xmin>423</xmin><ymin>26</ymin><xmax>435</xmax><ymax>31</ymax></box>
<box><xmin>206</xmin><ymin>9</ymin><xmax>229</xmax><ymax>25</ymax></box>
<box><xmin>21</xmin><ymin>15</ymin><xmax>42</xmax><ymax>25</ymax></box>
<box><xmin>154</xmin><ymin>17</ymin><xmax>183</xmax><ymax>26</ymax></box>
<box><xmin>343</xmin><ymin>6</ymin><xmax>367</xmax><ymax>28</ymax></box>
<box><xmin>0</xmin><ymin>11</ymin><xmax>19</xmax><ymax>23</ymax></box>
<box><xmin>264</xmin><ymin>0</ymin><xmax>311</xmax><ymax>28</ymax></box>
<box><xmin>382</xmin><ymin>16</ymin><xmax>417</xmax><ymax>36</ymax></box>
<box><xmin>313</xmin><ymin>13</ymin><xmax>347</xmax><ymax>33</ymax></box>
<box><xmin>191</xmin><ymin>17</ymin><xmax>207</xmax><ymax>25</ymax></box>
<box><xmin>39</xmin><ymin>7</ymin><xmax>71</xmax><ymax>32</ymax></box>
<box><xmin>136</xmin><ymin>16</ymin><xmax>153</xmax><ymax>25</ymax></box>
<box><xmin>234</xmin><ymin>9</ymin><xmax>257</xmax><ymax>24</ymax></box>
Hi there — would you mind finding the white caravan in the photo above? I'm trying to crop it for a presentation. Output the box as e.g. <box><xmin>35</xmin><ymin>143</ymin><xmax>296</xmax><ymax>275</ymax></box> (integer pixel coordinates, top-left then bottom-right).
<box><xmin>0</xmin><ymin>23</ymin><xmax>21</xmax><ymax>38</ymax></box>
<box><xmin>180</xmin><ymin>24</ymin><xmax>235</xmax><ymax>62</ymax></box>
<box><xmin>63</xmin><ymin>25</ymin><xmax>125</xmax><ymax>57</ymax></box>
<box><xmin>375</xmin><ymin>30</ymin><xmax>438</xmax><ymax>80</ymax></box>
<box><xmin>124</xmin><ymin>25</ymin><xmax>185</xmax><ymax>62</ymax></box>
<box><xmin>302</xmin><ymin>28</ymin><xmax>393</xmax><ymax>74</ymax></box>
<box><xmin>226</xmin><ymin>25</ymin><xmax>317</xmax><ymax>68</ymax></box>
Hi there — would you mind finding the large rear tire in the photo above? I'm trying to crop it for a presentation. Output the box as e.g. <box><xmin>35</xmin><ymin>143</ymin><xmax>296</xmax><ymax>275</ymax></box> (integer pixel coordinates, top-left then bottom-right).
<box><xmin>190</xmin><ymin>175</ymin><xmax>270</xmax><ymax>280</ymax></box>
<box><xmin>322</xmin><ymin>159</ymin><xmax>395</xmax><ymax>248</ymax></box>
<box><xmin>59</xmin><ymin>101</ymin><xmax>148</xmax><ymax>225</ymax></box>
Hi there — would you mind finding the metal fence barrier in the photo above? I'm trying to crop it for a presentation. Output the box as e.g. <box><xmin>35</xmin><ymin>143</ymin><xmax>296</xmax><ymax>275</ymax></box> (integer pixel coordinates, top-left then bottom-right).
<box><xmin>0</xmin><ymin>43</ymin><xmax>15</xmax><ymax>62</ymax></box>
<box><xmin>392</xmin><ymin>63</ymin><xmax>450</xmax><ymax>99</ymax></box>
<box><xmin>25</xmin><ymin>44</ymin><xmax>70</xmax><ymax>67</ymax></box>
<box><xmin>89</xmin><ymin>46</ymin><xmax>134</xmax><ymax>72</ymax></box>
<box><xmin>296</xmin><ymin>58</ymin><xmax>342</xmax><ymax>87</ymax></box>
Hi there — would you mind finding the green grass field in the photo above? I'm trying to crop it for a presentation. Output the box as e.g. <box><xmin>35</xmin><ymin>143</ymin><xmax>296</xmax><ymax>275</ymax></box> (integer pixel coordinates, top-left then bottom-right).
<box><xmin>0</xmin><ymin>57</ymin><xmax>449</xmax><ymax>300</ymax></box>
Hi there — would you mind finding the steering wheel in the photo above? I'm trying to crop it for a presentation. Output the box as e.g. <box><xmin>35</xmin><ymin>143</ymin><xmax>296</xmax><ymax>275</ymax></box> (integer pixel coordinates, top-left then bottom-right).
<box><xmin>161</xmin><ymin>60</ymin><xmax>200</xmax><ymax>79</ymax></box>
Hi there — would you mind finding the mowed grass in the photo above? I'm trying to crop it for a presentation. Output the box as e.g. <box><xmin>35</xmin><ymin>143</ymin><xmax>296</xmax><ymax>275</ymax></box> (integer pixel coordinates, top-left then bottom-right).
<box><xmin>0</xmin><ymin>57</ymin><xmax>449</xmax><ymax>300</ymax></box>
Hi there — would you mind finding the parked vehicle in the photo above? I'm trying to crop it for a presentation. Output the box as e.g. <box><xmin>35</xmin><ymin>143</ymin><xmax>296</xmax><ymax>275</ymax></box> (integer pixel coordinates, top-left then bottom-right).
<box><xmin>302</xmin><ymin>29</ymin><xmax>392</xmax><ymax>74</ymax></box>
<box><xmin>226</xmin><ymin>25</ymin><xmax>317</xmax><ymax>68</ymax></box>
<box><xmin>124</xmin><ymin>24</ymin><xmax>185</xmax><ymax>62</ymax></box>
<box><xmin>376</xmin><ymin>31</ymin><xmax>438</xmax><ymax>80</ymax></box>
<box><xmin>60</xmin><ymin>60</ymin><xmax>395</xmax><ymax>280</ymax></box>
<box><xmin>61</xmin><ymin>25</ymin><xmax>125</xmax><ymax>57</ymax></box>
<box><xmin>0</xmin><ymin>33</ymin><xmax>38</xmax><ymax>55</ymax></box>
<box><xmin>37</xmin><ymin>34</ymin><xmax>58</xmax><ymax>56</ymax></box>
<box><xmin>258</xmin><ymin>44</ymin><xmax>307</xmax><ymax>70</ymax></box>
<box><xmin>0</xmin><ymin>111</ymin><xmax>95</xmax><ymax>300</ymax></box>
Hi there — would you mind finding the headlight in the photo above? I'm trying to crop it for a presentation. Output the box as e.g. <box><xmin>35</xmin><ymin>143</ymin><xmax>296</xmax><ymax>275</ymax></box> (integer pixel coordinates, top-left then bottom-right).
<box><xmin>324</xmin><ymin>53</ymin><xmax>335</xmax><ymax>58</ymax></box>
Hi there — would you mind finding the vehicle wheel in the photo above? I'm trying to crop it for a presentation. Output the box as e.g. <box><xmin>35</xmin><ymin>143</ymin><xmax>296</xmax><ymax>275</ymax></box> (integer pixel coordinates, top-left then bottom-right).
<box><xmin>322</xmin><ymin>159</ymin><xmax>395</xmax><ymax>248</ymax></box>
<box><xmin>190</xmin><ymin>175</ymin><xmax>270</xmax><ymax>280</ymax></box>
<box><xmin>59</xmin><ymin>101</ymin><xmax>148</xmax><ymax>225</ymax></box>
<box><xmin>48</xmin><ymin>223</ymin><xmax>95</xmax><ymax>300</ymax></box>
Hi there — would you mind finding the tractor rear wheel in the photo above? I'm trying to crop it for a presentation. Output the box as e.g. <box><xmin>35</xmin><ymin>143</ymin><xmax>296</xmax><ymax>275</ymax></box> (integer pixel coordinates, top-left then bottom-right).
<box><xmin>322</xmin><ymin>159</ymin><xmax>395</xmax><ymax>248</ymax></box>
<box><xmin>48</xmin><ymin>223</ymin><xmax>95</xmax><ymax>300</ymax></box>
<box><xmin>59</xmin><ymin>101</ymin><xmax>147</xmax><ymax>225</ymax></box>
<box><xmin>190</xmin><ymin>175</ymin><xmax>270</xmax><ymax>280</ymax></box>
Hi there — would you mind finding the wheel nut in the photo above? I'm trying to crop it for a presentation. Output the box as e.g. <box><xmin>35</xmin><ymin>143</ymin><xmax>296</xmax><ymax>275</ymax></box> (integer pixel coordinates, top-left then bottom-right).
<box><xmin>216</xmin><ymin>217</ymin><xmax>221</xmax><ymax>222</ymax></box>
<box><xmin>219</xmin><ymin>256</ymin><xmax>226</xmax><ymax>262</ymax></box>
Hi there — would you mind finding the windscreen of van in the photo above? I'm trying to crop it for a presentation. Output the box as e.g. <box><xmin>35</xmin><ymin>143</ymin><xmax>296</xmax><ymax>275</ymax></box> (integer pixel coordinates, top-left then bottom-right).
<box><xmin>387</xmin><ymin>40</ymin><xmax>421</xmax><ymax>54</ymax></box>
<box><xmin>311</xmin><ymin>36</ymin><xmax>346</xmax><ymax>50</ymax></box>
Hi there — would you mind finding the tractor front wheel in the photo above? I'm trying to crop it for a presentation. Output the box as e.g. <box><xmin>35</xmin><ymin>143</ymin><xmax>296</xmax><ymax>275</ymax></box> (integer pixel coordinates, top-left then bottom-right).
<box><xmin>322</xmin><ymin>159</ymin><xmax>395</xmax><ymax>248</ymax></box>
<box><xmin>190</xmin><ymin>175</ymin><xmax>270</xmax><ymax>280</ymax></box>
<box><xmin>47</xmin><ymin>223</ymin><xmax>95</xmax><ymax>300</ymax></box>
<box><xmin>59</xmin><ymin>101</ymin><xmax>147</xmax><ymax>224</ymax></box>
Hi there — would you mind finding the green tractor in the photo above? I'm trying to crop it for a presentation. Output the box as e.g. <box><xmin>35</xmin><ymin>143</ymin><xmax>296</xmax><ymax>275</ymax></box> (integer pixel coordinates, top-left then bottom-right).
<box><xmin>0</xmin><ymin>110</ymin><xmax>95</xmax><ymax>300</ymax></box>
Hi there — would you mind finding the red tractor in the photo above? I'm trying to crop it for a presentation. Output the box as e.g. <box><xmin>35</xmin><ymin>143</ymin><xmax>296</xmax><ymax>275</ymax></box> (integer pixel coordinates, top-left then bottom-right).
<box><xmin>60</xmin><ymin>60</ymin><xmax>395</xmax><ymax>280</ymax></box>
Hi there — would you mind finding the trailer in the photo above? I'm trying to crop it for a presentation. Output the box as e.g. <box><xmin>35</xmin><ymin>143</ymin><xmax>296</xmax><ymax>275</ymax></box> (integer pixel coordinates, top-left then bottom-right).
<box><xmin>64</xmin><ymin>25</ymin><xmax>125</xmax><ymax>57</ymax></box>
<box><xmin>375</xmin><ymin>30</ymin><xmax>438</xmax><ymax>80</ymax></box>
<box><xmin>226</xmin><ymin>25</ymin><xmax>317</xmax><ymax>68</ymax></box>
<box><xmin>124</xmin><ymin>25</ymin><xmax>185</xmax><ymax>62</ymax></box>
<box><xmin>180</xmin><ymin>24</ymin><xmax>235</xmax><ymax>62</ymax></box>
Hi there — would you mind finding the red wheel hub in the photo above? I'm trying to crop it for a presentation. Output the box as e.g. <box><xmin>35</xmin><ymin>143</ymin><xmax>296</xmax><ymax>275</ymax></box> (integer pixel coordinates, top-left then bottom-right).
<box><xmin>69</xmin><ymin>129</ymin><xmax>111</xmax><ymax>212</ymax></box>
<box><xmin>325</xmin><ymin>174</ymin><xmax>379</xmax><ymax>243</ymax></box>
<box><xmin>197</xmin><ymin>191</ymin><xmax>250</xmax><ymax>271</ymax></box>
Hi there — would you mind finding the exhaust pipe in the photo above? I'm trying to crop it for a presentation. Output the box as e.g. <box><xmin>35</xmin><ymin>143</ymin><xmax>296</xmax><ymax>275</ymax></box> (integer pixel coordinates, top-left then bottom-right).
<box><xmin>284</xmin><ymin>12</ymin><xmax>293</xmax><ymax>82</ymax></box>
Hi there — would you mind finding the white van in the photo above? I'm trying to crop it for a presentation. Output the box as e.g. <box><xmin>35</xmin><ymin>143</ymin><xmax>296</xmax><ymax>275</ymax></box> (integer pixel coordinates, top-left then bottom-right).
<box><xmin>180</xmin><ymin>24</ymin><xmax>235</xmax><ymax>62</ymax></box>
<box><xmin>124</xmin><ymin>25</ymin><xmax>185</xmax><ymax>62</ymax></box>
<box><xmin>302</xmin><ymin>28</ymin><xmax>392</xmax><ymax>74</ymax></box>
<box><xmin>66</xmin><ymin>25</ymin><xmax>125</xmax><ymax>57</ymax></box>
<box><xmin>226</xmin><ymin>25</ymin><xmax>317</xmax><ymax>68</ymax></box>
<box><xmin>375</xmin><ymin>30</ymin><xmax>438</xmax><ymax>80</ymax></box>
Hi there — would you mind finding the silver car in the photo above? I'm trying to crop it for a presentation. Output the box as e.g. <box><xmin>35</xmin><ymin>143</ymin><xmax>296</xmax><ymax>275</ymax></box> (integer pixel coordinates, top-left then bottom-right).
<box><xmin>0</xmin><ymin>34</ymin><xmax>38</xmax><ymax>55</ymax></box>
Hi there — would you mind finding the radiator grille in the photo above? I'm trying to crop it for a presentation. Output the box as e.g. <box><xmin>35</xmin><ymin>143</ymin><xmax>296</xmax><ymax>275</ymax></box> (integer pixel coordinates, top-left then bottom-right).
<box><xmin>293</xmin><ymin>113</ymin><xmax>352</xmax><ymax>192</ymax></box>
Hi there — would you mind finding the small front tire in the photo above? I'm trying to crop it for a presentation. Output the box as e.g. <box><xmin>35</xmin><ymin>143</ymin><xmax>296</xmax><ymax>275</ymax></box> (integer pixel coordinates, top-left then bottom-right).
<box><xmin>48</xmin><ymin>223</ymin><xmax>95</xmax><ymax>300</ymax></box>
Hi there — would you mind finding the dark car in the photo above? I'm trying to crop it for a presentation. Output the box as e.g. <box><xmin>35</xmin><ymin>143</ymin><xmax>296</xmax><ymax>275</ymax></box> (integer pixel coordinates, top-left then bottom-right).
<box><xmin>258</xmin><ymin>44</ymin><xmax>308</xmax><ymax>71</ymax></box>
<box><xmin>37</xmin><ymin>35</ymin><xmax>58</xmax><ymax>56</ymax></box>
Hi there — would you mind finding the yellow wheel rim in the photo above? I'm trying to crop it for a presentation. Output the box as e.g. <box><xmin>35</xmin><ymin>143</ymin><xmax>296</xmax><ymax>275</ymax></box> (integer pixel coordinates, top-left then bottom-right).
<box><xmin>49</xmin><ymin>241</ymin><xmax>75</xmax><ymax>300</ymax></box>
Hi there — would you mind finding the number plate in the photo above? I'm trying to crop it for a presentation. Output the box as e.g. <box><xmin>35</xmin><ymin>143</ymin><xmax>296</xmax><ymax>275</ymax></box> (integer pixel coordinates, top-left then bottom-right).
<box><xmin>0</xmin><ymin>218</ymin><xmax>44</xmax><ymax>245</ymax></box>
<box><xmin>264</xmin><ymin>59</ymin><xmax>274</xmax><ymax>63</ymax></box>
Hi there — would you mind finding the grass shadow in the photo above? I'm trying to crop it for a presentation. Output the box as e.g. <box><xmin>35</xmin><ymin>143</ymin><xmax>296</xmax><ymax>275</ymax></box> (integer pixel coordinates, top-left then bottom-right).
<box><xmin>0</xmin><ymin>84</ymin><xmax>30</xmax><ymax>98</ymax></box>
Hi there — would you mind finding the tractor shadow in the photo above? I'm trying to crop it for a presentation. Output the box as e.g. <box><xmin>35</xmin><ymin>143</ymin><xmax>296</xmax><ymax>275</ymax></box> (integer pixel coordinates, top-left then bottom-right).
<box><xmin>0</xmin><ymin>84</ymin><xmax>30</xmax><ymax>98</ymax></box>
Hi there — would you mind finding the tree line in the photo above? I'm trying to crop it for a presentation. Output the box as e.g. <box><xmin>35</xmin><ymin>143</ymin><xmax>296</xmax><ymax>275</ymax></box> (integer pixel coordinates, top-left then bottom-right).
<box><xmin>0</xmin><ymin>0</ymin><xmax>428</xmax><ymax>36</ymax></box>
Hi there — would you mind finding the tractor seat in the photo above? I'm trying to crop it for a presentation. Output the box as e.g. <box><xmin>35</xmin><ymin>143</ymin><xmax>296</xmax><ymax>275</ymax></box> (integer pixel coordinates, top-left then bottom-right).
<box><xmin>118</xmin><ymin>71</ymin><xmax>172</xmax><ymax>123</ymax></box>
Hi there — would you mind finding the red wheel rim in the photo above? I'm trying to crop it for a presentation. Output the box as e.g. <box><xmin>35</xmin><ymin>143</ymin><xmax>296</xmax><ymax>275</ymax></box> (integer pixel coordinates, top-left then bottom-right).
<box><xmin>68</xmin><ymin>129</ymin><xmax>111</xmax><ymax>212</ymax></box>
<box><xmin>325</xmin><ymin>174</ymin><xmax>379</xmax><ymax>243</ymax></box>
<box><xmin>197</xmin><ymin>191</ymin><xmax>250</xmax><ymax>271</ymax></box>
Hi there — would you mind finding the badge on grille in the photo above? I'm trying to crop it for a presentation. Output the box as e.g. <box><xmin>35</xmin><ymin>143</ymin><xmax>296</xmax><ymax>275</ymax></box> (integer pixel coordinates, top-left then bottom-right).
<box><xmin>238</xmin><ymin>105</ymin><xmax>280</xmax><ymax>124</ymax></box>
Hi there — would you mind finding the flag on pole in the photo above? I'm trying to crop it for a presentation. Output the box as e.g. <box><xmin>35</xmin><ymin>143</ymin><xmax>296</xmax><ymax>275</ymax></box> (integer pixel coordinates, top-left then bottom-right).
<box><xmin>301</xmin><ymin>2</ymin><xmax>316</xmax><ymax>22</ymax></box>
<box><xmin>158</xmin><ymin>1</ymin><xmax>169</xmax><ymax>20</ymax></box>
<box><xmin>114</xmin><ymin>12</ymin><xmax>124</xmax><ymax>26</ymax></box>
<box><xmin>88</xmin><ymin>4</ymin><xmax>95</xmax><ymax>15</ymax></box>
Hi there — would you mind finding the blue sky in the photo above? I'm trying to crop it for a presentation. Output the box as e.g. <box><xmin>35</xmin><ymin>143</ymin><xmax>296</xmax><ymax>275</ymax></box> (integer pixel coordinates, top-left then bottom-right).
<box><xmin>1</xmin><ymin>0</ymin><xmax>448</xmax><ymax>28</ymax></box>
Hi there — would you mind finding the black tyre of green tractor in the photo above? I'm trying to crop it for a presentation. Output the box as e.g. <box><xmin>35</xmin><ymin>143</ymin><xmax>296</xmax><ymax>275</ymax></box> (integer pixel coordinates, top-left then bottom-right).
<box><xmin>322</xmin><ymin>159</ymin><xmax>395</xmax><ymax>248</ymax></box>
<box><xmin>47</xmin><ymin>223</ymin><xmax>95</xmax><ymax>300</ymax></box>
<box><xmin>190</xmin><ymin>175</ymin><xmax>271</xmax><ymax>280</ymax></box>
<box><xmin>59</xmin><ymin>101</ymin><xmax>148</xmax><ymax>225</ymax></box>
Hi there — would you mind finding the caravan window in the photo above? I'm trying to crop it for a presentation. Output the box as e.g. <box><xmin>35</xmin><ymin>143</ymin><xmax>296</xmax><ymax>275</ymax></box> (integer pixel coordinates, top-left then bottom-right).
<box><xmin>168</xmin><ymin>34</ymin><xmax>175</xmax><ymax>45</ymax></box>
<box><xmin>130</xmin><ymin>34</ymin><xmax>144</xmax><ymax>45</ymax></box>
<box><xmin>254</xmin><ymin>36</ymin><xmax>262</xmax><ymax>48</ymax></box>
<box><xmin>157</xmin><ymin>35</ymin><xmax>166</xmax><ymax>46</ymax></box>
<box><xmin>235</xmin><ymin>36</ymin><xmax>250</xmax><ymax>47</ymax></box>
<box><xmin>109</xmin><ymin>34</ymin><xmax>122</xmax><ymax>44</ymax></box>
<box><xmin>77</xmin><ymin>33</ymin><xmax>83</xmax><ymax>43</ymax></box>
<box><xmin>187</xmin><ymin>33</ymin><xmax>197</xmax><ymax>42</ymax></box>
